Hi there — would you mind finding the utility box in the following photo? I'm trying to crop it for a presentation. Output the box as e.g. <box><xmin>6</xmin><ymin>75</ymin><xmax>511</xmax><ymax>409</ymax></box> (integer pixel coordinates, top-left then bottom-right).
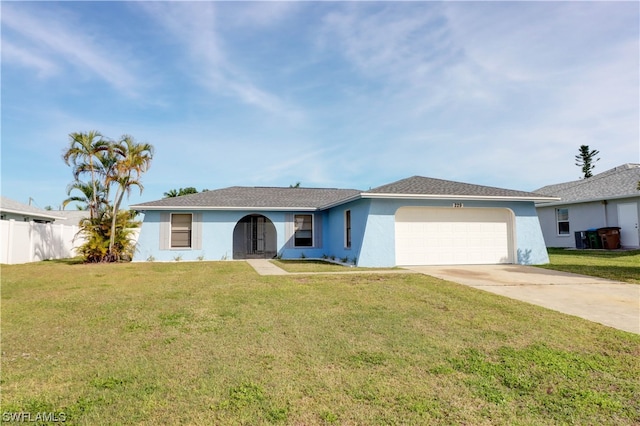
<box><xmin>598</xmin><ymin>227</ymin><xmax>621</xmax><ymax>250</ymax></box>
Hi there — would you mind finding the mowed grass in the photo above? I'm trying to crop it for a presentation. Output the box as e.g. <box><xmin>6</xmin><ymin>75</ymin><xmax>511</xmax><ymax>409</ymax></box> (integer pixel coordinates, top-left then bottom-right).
<box><xmin>539</xmin><ymin>248</ymin><xmax>640</xmax><ymax>284</ymax></box>
<box><xmin>2</xmin><ymin>261</ymin><xmax>639</xmax><ymax>425</ymax></box>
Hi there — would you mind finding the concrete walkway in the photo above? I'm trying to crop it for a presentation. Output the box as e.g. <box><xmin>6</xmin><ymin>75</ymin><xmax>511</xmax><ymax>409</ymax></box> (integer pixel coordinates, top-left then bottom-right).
<box><xmin>245</xmin><ymin>259</ymin><xmax>415</xmax><ymax>276</ymax></box>
<box><xmin>245</xmin><ymin>259</ymin><xmax>291</xmax><ymax>275</ymax></box>
<box><xmin>407</xmin><ymin>265</ymin><xmax>640</xmax><ymax>334</ymax></box>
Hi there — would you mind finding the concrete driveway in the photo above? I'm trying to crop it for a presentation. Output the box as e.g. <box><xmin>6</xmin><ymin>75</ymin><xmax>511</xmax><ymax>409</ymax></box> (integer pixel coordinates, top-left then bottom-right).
<box><xmin>406</xmin><ymin>265</ymin><xmax>640</xmax><ymax>334</ymax></box>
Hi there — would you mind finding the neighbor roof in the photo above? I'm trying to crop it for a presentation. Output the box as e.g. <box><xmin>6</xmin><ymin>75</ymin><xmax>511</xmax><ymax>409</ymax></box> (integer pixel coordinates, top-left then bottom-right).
<box><xmin>130</xmin><ymin>186</ymin><xmax>362</xmax><ymax>211</ymax></box>
<box><xmin>363</xmin><ymin>176</ymin><xmax>556</xmax><ymax>201</ymax></box>
<box><xmin>0</xmin><ymin>196</ymin><xmax>65</xmax><ymax>221</ymax></box>
<box><xmin>534</xmin><ymin>163</ymin><xmax>640</xmax><ymax>205</ymax></box>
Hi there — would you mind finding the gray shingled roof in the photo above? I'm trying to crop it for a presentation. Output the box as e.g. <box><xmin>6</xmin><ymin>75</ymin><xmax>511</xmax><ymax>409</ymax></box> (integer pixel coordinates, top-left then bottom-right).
<box><xmin>131</xmin><ymin>186</ymin><xmax>361</xmax><ymax>210</ymax></box>
<box><xmin>132</xmin><ymin>176</ymin><xmax>555</xmax><ymax>211</ymax></box>
<box><xmin>534</xmin><ymin>164</ymin><xmax>640</xmax><ymax>204</ymax></box>
<box><xmin>365</xmin><ymin>176</ymin><xmax>551</xmax><ymax>199</ymax></box>
<box><xmin>0</xmin><ymin>196</ymin><xmax>65</xmax><ymax>221</ymax></box>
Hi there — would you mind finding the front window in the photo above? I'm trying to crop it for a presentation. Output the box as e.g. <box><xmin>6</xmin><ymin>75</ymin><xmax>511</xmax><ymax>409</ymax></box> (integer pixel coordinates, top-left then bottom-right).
<box><xmin>171</xmin><ymin>213</ymin><xmax>192</xmax><ymax>248</ymax></box>
<box><xmin>294</xmin><ymin>214</ymin><xmax>313</xmax><ymax>247</ymax></box>
<box><xmin>345</xmin><ymin>210</ymin><xmax>352</xmax><ymax>248</ymax></box>
<box><xmin>556</xmin><ymin>208</ymin><xmax>570</xmax><ymax>235</ymax></box>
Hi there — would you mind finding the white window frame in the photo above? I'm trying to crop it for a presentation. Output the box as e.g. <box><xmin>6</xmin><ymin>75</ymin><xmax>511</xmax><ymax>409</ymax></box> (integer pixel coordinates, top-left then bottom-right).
<box><xmin>294</xmin><ymin>214</ymin><xmax>314</xmax><ymax>248</ymax></box>
<box><xmin>171</xmin><ymin>213</ymin><xmax>193</xmax><ymax>248</ymax></box>
<box><xmin>345</xmin><ymin>209</ymin><xmax>352</xmax><ymax>249</ymax></box>
<box><xmin>556</xmin><ymin>208</ymin><xmax>570</xmax><ymax>236</ymax></box>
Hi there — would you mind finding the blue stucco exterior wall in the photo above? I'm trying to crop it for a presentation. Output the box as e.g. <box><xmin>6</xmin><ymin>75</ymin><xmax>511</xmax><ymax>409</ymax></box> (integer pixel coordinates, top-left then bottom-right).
<box><xmin>133</xmin><ymin>199</ymin><xmax>549</xmax><ymax>266</ymax></box>
<box><xmin>355</xmin><ymin>198</ymin><xmax>549</xmax><ymax>267</ymax></box>
<box><xmin>134</xmin><ymin>209</ymin><xmax>333</xmax><ymax>262</ymax></box>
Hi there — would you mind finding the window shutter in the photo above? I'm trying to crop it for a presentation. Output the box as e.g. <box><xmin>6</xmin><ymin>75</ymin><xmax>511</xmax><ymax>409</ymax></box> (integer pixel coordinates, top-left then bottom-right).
<box><xmin>192</xmin><ymin>213</ymin><xmax>202</xmax><ymax>250</ymax></box>
<box><xmin>314</xmin><ymin>214</ymin><xmax>322</xmax><ymax>248</ymax></box>
<box><xmin>159</xmin><ymin>213</ymin><xmax>170</xmax><ymax>250</ymax></box>
<box><xmin>285</xmin><ymin>213</ymin><xmax>294</xmax><ymax>248</ymax></box>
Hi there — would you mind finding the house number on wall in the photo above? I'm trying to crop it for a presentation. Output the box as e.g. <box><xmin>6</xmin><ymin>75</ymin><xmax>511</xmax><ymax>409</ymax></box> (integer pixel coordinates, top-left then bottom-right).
<box><xmin>452</xmin><ymin>203</ymin><xmax>464</xmax><ymax>208</ymax></box>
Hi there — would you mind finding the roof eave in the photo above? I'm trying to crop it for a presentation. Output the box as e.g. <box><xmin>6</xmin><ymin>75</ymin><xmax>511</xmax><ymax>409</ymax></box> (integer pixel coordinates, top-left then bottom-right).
<box><xmin>360</xmin><ymin>193</ymin><xmax>560</xmax><ymax>202</ymax></box>
<box><xmin>317</xmin><ymin>193</ymin><xmax>363</xmax><ymax>210</ymax></box>
<box><xmin>535</xmin><ymin>193</ymin><xmax>640</xmax><ymax>207</ymax></box>
<box><xmin>130</xmin><ymin>205</ymin><xmax>319</xmax><ymax>212</ymax></box>
<box><xmin>0</xmin><ymin>208</ymin><xmax>65</xmax><ymax>220</ymax></box>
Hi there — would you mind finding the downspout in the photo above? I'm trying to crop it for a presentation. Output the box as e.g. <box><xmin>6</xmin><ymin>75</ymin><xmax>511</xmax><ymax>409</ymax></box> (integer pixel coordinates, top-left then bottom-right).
<box><xmin>602</xmin><ymin>200</ymin><xmax>608</xmax><ymax>227</ymax></box>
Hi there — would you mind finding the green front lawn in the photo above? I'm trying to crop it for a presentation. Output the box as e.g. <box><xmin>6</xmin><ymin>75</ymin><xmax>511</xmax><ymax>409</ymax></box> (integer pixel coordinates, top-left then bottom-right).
<box><xmin>539</xmin><ymin>248</ymin><xmax>640</xmax><ymax>284</ymax></box>
<box><xmin>2</xmin><ymin>261</ymin><xmax>639</xmax><ymax>425</ymax></box>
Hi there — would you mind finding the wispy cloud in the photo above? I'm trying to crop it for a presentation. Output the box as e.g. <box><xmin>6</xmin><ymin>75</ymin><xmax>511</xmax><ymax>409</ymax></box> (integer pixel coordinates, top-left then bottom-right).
<box><xmin>320</xmin><ymin>4</ymin><xmax>461</xmax><ymax>86</ymax></box>
<box><xmin>138</xmin><ymin>2</ymin><xmax>298</xmax><ymax>117</ymax></box>
<box><xmin>1</xmin><ymin>4</ymin><xmax>140</xmax><ymax>96</ymax></box>
<box><xmin>1</xmin><ymin>40</ymin><xmax>58</xmax><ymax>78</ymax></box>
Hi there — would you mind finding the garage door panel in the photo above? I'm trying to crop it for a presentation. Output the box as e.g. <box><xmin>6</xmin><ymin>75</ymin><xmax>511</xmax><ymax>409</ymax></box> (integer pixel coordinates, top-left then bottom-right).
<box><xmin>395</xmin><ymin>207</ymin><xmax>514</xmax><ymax>265</ymax></box>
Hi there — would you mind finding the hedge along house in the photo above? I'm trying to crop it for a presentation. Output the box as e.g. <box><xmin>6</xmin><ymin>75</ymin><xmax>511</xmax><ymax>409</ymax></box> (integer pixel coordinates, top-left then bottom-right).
<box><xmin>130</xmin><ymin>176</ymin><xmax>557</xmax><ymax>266</ymax></box>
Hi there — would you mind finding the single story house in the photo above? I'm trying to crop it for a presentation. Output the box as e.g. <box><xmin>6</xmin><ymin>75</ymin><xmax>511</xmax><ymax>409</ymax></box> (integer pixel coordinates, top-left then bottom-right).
<box><xmin>534</xmin><ymin>164</ymin><xmax>640</xmax><ymax>248</ymax></box>
<box><xmin>0</xmin><ymin>196</ymin><xmax>63</xmax><ymax>223</ymax></box>
<box><xmin>131</xmin><ymin>176</ymin><xmax>557</xmax><ymax>266</ymax></box>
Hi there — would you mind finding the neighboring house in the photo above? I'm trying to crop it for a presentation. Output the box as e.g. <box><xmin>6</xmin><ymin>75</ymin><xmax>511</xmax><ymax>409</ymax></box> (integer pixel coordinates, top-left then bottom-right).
<box><xmin>0</xmin><ymin>196</ymin><xmax>74</xmax><ymax>264</ymax></box>
<box><xmin>534</xmin><ymin>164</ymin><xmax>640</xmax><ymax>248</ymax></box>
<box><xmin>0</xmin><ymin>196</ymin><xmax>63</xmax><ymax>223</ymax></box>
<box><xmin>50</xmin><ymin>210</ymin><xmax>90</xmax><ymax>226</ymax></box>
<box><xmin>131</xmin><ymin>176</ymin><xmax>556</xmax><ymax>266</ymax></box>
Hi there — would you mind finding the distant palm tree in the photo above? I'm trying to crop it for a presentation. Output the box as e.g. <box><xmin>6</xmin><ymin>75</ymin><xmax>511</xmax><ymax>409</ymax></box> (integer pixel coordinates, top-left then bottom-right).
<box><xmin>164</xmin><ymin>189</ymin><xmax>180</xmax><ymax>198</ymax></box>
<box><xmin>163</xmin><ymin>187</ymin><xmax>198</xmax><ymax>198</ymax></box>
<box><xmin>107</xmin><ymin>135</ymin><xmax>154</xmax><ymax>258</ymax></box>
<box><xmin>63</xmin><ymin>131</ymin><xmax>109</xmax><ymax>219</ymax></box>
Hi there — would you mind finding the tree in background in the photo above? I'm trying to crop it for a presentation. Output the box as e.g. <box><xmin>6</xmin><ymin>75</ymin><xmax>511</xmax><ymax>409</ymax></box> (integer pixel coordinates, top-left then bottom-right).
<box><xmin>575</xmin><ymin>145</ymin><xmax>600</xmax><ymax>179</ymax></box>
<box><xmin>63</xmin><ymin>131</ymin><xmax>109</xmax><ymax>219</ymax></box>
<box><xmin>163</xmin><ymin>187</ymin><xmax>199</xmax><ymax>198</ymax></box>
<box><xmin>62</xmin><ymin>131</ymin><xmax>154</xmax><ymax>262</ymax></box>
<box><xmin>63</xmin><ymin>180</ymin><xmax>107</xmax><ymax>211</ymax></box>
<box><xmin>106</xmin><ymin>136</ymin><xmax>154</xmax><ymax>258</ymax></box>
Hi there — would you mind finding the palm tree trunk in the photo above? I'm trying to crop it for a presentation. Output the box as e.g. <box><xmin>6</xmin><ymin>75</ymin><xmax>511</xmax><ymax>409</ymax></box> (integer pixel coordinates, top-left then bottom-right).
<box><xmin>89</xmin><ymin>157</ymin><xmax>98</xmax><ymax>220</ymax></box>
<box><xmin>108</xmin><ymin>184</ymin><xmax>127</xmax><ymax>260</ymax></box>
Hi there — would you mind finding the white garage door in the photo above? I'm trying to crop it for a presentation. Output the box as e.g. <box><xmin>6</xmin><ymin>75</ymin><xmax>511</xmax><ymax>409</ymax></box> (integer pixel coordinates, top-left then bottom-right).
<box><xmin>395</xmin><ymin>207</ymin><xmax>515</xmax><ymax>265</ymax></box>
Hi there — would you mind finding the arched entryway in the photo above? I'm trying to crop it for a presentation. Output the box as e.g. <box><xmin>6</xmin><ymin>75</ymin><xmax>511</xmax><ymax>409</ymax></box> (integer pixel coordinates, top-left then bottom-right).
<box><xmin>233</xmin><ymin>214</ymin><xmax>277</xmax><ymax>259</ymax></box>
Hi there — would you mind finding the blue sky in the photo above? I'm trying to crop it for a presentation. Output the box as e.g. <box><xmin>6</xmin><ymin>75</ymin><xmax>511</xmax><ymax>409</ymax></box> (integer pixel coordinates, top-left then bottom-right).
<box><xmin>2</xmin><ymin>1</ymin><xmax>638</xmax><ymax>210</ymax></box>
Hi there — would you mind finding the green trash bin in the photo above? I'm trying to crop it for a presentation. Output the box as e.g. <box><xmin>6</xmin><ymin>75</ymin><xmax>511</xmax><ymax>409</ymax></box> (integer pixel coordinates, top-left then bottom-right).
<box><xmin>586</xmin><ymin>229</ymin><xmax>602</xmax><ymax>249</ymax></box>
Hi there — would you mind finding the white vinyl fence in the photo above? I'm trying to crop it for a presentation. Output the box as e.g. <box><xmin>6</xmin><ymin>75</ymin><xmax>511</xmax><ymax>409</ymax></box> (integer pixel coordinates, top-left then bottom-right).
<box><xmin>1</xmin><ymin>220</ymin><xmax>142</xmax><ymax>264</ymax></box>
<box><xmin>0</xmin><ymin>220</ymin><xmax>83</xmax><ymax>264</ymax></box>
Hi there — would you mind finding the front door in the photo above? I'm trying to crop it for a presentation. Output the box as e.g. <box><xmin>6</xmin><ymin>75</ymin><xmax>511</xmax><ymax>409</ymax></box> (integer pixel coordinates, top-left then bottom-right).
<box><xmin>618</xmin><ymin>203</ymin><xmax>639</xmax><ymax>247</ymax></box>
<box><xmin>248</xmin><ymin>215</ymin><xmax>266</xmax><ymax>254</ymax></box>
<box><xmin>233</xmin><ymin>214</ymin><xmax>277</xmax><ymax>259</ymax></box>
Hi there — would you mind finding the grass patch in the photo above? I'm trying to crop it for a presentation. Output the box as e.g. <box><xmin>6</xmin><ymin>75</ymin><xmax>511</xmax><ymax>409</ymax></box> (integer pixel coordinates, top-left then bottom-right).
<box><xmin>539</xmin><ymin>248</ymin><xmax>640</xmax><ymax>284</ymax></box>
<box><xmin>2</xmin><ymin>260</ymin><xmax>639</xmax><ymax>424</ymax></box>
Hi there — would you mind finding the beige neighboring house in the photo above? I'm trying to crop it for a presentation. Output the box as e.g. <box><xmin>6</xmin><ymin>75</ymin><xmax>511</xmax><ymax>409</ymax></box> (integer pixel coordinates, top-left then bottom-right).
<box><xmin>0</xmin><ymin>196</ymin><xmax>83</xmax><ymax>264</ymax></box>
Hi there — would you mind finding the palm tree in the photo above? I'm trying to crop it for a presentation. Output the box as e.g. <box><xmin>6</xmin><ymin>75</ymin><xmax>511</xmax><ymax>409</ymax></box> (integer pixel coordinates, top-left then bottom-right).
<box><xmin>163</xmin><ymin>187</ymin><xmax>198</xmax><ymax>198</ymax></box>
<box><xmin>62</xmin><ymin>180</ymin><xmax>107</xmax><ymax>212</ymax></box>
<box><xmin>63</xmin><ymin>131</ymin><xmax>109</xmax><ymax>219</ymax></box>
<box><xmin>107</xmin><ymin>135</ymin><xmax>154</xmax><ymax>258</ymax></box>
<box><xmin>163</xmin><ymin>189</ymin><xmax>180</xmax><ymax>198</ymax></box>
